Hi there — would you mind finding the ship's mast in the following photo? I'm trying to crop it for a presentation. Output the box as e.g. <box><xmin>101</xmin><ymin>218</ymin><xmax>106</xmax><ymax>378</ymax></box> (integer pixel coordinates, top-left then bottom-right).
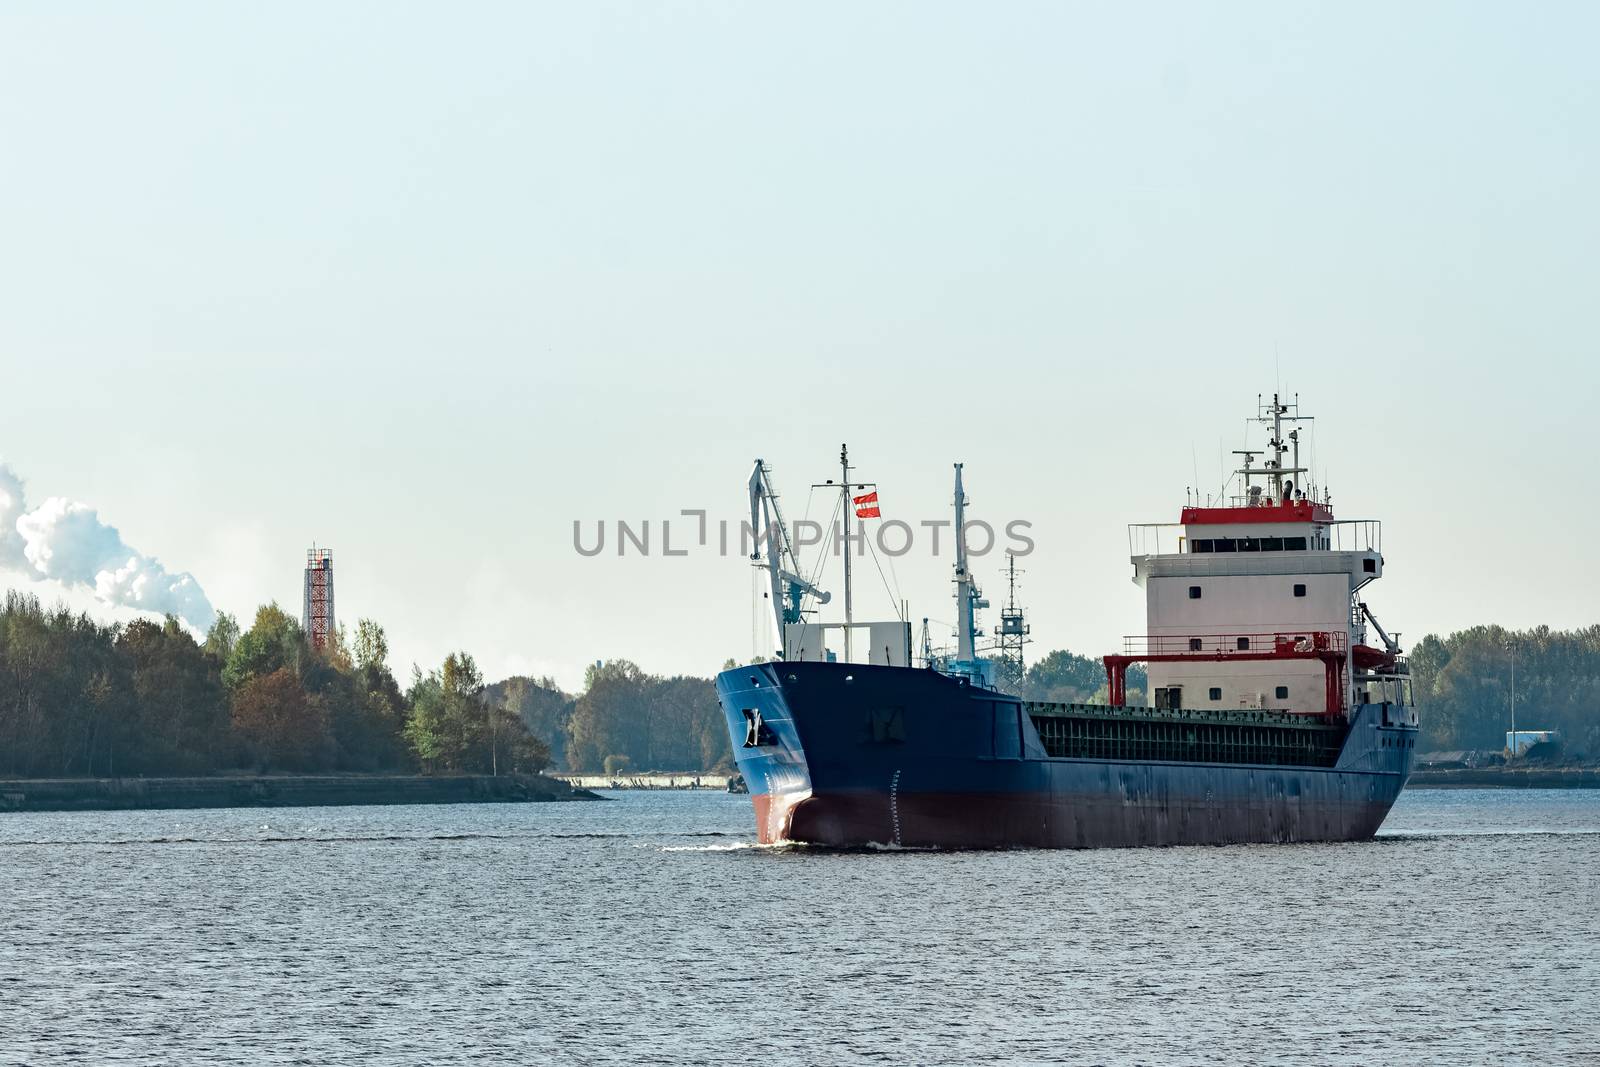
<box><xmin>994</xmin><ymin>552</ymin><xmax>1030</xmax><ymax>692</ymax></box>
<box><xmin>1290</xmin><ymin>426</ymin><xmax>1301</xmax><ymax>497</ymax></box>
<box><xmin>840</xmin><ymin>444</ymin><xmax>854</xmax><ymax>661</ymax></box>
<box><xmin>1270</xmin><ymin>394</ymin><xmax>1285</xmax><ymax>500</ymax></box>
<box><xmin>954</xmin><ymin>463</ymin><xmax>977</xmax><ymax>662</ymax></box>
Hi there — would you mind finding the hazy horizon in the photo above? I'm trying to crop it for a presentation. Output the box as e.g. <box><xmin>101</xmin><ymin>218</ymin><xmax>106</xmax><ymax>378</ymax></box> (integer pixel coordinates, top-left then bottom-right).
<box><xmin>3</xmin><ymin>3</ymin><xmax>1596</xmax><ymax>689</ymax></box>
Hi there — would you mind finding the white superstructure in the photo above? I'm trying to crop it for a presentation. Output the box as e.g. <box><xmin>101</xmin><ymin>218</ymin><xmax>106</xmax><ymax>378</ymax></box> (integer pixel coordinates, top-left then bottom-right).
<box><xmin>1117</xmin><ymin>395</ymin><xmax>1413</xmax><ymax>719</ymax></box>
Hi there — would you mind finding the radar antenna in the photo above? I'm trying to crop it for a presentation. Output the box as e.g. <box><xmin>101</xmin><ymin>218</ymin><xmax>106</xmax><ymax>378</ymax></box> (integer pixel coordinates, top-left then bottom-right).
<box><xmin>1241</xmin><ymin>392</ymin><xmax>1317</xmax><ymax>504</ymax></box>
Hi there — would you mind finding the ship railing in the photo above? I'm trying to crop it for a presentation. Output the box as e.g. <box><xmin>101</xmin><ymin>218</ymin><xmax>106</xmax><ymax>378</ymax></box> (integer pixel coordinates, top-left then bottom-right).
<box><xmin>1127</xmin><ymin>521</ymin><xmax>1380</xmax><ymax>556</ymax></box>
<box><xmin>1127</xmin><ymin>523</ymin><xmax>1186</xmax><ymax>557</ymax></box>
<box><xmin>1123</xmin><ymin>631</ymin><xmax>1350</xmax><ymax>657</ymax></box>
<box><xmin>1357</xmin><ymin>672</ymin><xmax>1414</xmax><ymax>707</ymax></box>
<box><xmin>1327</xmin><ymin>520</ymin><xmax>1381</xmax><ymax>553</ymax></box>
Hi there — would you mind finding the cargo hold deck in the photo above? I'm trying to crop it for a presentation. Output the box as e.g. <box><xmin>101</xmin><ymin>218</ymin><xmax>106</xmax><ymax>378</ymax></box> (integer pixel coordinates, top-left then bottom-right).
<box><xmin>1025</xmin><ymin>702</ymin><xmax>1349</xmax><ymax>768</ymax></box>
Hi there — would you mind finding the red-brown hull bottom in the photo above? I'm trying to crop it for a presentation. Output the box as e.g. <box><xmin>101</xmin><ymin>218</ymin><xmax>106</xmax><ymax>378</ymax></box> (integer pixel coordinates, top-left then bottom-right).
<box><xmin>754</xmin><ymin>788</ymin><xmax>1395</xmax><ymax>849</ymax></box>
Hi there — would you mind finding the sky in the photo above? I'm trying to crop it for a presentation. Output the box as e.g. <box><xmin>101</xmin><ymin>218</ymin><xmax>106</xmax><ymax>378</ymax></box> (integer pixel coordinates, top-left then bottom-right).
<box><xmin>1</xmin><ymin>2</ymin><xmax>1596</xmax><ymax>690</ymax></box>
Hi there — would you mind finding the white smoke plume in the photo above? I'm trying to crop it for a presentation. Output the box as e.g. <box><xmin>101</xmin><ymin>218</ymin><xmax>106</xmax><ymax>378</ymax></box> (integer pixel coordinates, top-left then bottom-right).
<box><xmin>0</xmin><ymin>461</ymin><xmax>216</xmax><ymax>631</ymax></box>
<box><xmin>0</xmin><ymin>463</ymin><xmax>26</xmax><ymax>568</ymax></box>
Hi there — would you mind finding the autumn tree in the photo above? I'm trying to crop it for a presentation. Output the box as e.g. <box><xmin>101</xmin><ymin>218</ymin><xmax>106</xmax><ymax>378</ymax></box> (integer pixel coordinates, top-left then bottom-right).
<box><xmin>566</xmin><ymin>659</ymin><xmax>648</xmax><ymax>773</ymax></box>
<box><xmin>222</xmin><ymin>603</ymin><xmax>303</xmax><ymax>690</ymax></box>
<box><xmin>204</xmin><ymin>612</ymin><xmax>240</xmax><ymax>661</ymax></box>
<box><xmin>405</xmin><ymin>652</ymin><xmax>549</xmax><ymax>774</ymax></box>
<box><xmin>1019</xmin><ymin>649</ymin><xmax>1148</xmax><ymax>706</ymax></box>
<box><xmin>231</xmin><ymin>667</ymin><xmax>334</xmax><ymax>771</ymax></box>
<box><xmin>488</xmin><ymin>675</ymin><xmax>573</xmax><ymax>769</ymax></box>
<box><xmin>565</xmin><ymin>660</ymin><xmax>727</xmax><ymax>773</ymax></box>
<box><xmin>404</xmin><ymin>653</ymin><xmax>486</xmax><ymax>773</ymax></box>
<box><xmin>118</xmin><ymin>617</ymin><xmax>230</xmax><ymax>773</ymax></box>
<box><xmin>353</xmin><ymin>619</ymin><xmax>389</xmax><ymax>673</ymax></box>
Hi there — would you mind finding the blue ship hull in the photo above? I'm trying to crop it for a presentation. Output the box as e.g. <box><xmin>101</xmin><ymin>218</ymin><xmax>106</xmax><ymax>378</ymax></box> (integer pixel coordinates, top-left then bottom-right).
<box><xmin>716</xmin><ymin>660</ymin><xmax>1418</xmax><ymax>849</ymax></box>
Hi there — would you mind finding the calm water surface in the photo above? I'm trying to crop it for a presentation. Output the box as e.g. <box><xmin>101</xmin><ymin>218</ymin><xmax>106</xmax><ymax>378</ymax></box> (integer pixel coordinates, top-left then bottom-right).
<box><xmin>2</xmin><ymin>789</ymin><xmax>1597</xmax><ymax>1066</ymax></box>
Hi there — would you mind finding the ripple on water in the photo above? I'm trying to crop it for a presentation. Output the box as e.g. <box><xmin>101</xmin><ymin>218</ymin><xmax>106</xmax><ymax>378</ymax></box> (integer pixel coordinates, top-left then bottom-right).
<box><xmin>2</xmin><ymin>788</ymin><xmax>1597</xmax><ymax>1066</ymax></box>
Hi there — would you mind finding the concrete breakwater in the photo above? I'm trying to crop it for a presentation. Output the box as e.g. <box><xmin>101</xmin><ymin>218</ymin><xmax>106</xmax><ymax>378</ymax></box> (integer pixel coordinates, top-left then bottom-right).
<box><xmin>555</xmin><ymin>773</ymin><xmax>738</xmax><ymax>791</ymax></box>
<box><xmin>1407</xmin><ymin>766</ymin><xmax>1600</xmax><ymax>789</ymax></box>
<box><xmin>0</xmin><ymin>773</ymin><xmax>602</xmax><ymax>812</ymax></box>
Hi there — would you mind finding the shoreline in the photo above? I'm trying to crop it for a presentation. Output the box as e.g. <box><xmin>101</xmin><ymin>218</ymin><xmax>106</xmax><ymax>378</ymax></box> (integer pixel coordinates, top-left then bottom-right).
<box><xmin>4</xmin><ymin>767</ymin><xmax>1594</xmax><ymax>813</ymax></box>
<box><xmin>1406</xmin><ymin>766</ymin><xmax>1600</xmax><ymax>789</ymax></box>
<box><xmin>0</xmin><ymin>773</ymin><xmax>603</xmax><ymax>813</ymax></box>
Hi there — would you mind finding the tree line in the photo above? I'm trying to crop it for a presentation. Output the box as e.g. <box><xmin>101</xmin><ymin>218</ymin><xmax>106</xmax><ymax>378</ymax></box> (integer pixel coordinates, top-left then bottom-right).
<box><xmin>0</xmin><ymin>592</ymin><xmax>548</xmax><ymax>778</ymax></box>
<box><xmin>0</xmin><ymin>589</ymin><xmax>730</xmax><ymax>779</ymax></box>
<box><xmin>489</xmin><ymin>661</ymin><xmax>729</xmax><ymax>776</ymax></box>
<box><xmin>1011</xmin><ymin>648</ymin><xmax>1148</xmax><ymax>705</ymax></box>
<box><xmin>1409</xmin><ymin>625</ymin><xmax>1600</xmax><ymax>756</ymax></box>
<box><xmin>3</xmin><ymin>587</ymin><xmax>1594</xmax><ymax>777</ymax></box>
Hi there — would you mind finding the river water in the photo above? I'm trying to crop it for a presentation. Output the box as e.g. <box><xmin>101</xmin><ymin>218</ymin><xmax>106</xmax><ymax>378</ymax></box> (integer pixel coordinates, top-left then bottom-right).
<box><xmin>2</xmin><ymin>788</ymin><xmax>1596</xmax><ymax>1066</ymax></box>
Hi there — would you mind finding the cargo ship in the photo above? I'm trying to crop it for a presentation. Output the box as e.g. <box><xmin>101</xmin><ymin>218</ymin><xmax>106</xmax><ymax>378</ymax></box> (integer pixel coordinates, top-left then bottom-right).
<box><xmin>715</xmin><ymin>394</ymin><xmax>1418</xmax><ymax>848</ymax></box>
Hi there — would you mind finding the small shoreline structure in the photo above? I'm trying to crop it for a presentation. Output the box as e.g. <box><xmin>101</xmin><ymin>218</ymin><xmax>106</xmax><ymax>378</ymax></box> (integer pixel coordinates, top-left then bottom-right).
<box><xmin>554</xmin><ymin>773</ymin><xmax>742</xmax><ymax>791</ymax></box>
<box><xmin>0</xmin><ymin>773</ymin><xmax>601</xmax><ymax>813</ymax></box>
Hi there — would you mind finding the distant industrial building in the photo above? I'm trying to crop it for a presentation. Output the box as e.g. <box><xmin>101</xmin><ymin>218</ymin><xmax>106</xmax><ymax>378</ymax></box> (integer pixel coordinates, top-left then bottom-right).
<box><xmin>1507</xmin><ymin>730</ymin><xmax>1561</xmax><ymax>759</ymax></box>
<box><xmin>303</xmin><ymin>547</ymin><xmax>334</xmax><ymax>650</ymax></box>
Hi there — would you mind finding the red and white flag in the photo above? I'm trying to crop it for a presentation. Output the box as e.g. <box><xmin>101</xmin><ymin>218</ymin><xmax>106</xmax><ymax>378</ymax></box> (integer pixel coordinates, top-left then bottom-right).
<box><xmin>852</xmin><ymin>490</ymin><xmax>881</xmax><ymax>519</ymax></box>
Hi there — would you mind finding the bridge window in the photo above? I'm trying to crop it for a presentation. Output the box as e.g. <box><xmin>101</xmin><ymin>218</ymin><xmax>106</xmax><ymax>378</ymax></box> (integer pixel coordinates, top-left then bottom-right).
<box><xmin>1189</xmin><ymin>586</ymin><xmax>1202</xmax><ymax>599</ymax></box>
<box><xmin>1189</xmin><ymin>638</ymin><xmax>1203</xmax><ymax>651</ymax></box>
<box><xmin>1209</xmin><ymin>687</ymin><xmax>1222</xmax><ymax>701</ymax></box>
<box><xmin>1364</xmin><ymin>558</ymin><xmax>1377</xmax><ymax>573</ymax></box>
<box><xmin>1186</xmin><ymin>535</ymin><xmax>1309</xmax><ymax>554</ymax></box>
<box><xmin>1275</xmin><ymin>686</ymin><xmax>1289</xmax><ymax>699</ymax></box>
<box><xmin>1294</xmin><ymin>583</ymin><xmax>1307</xmax><ymax>597</ymax></box>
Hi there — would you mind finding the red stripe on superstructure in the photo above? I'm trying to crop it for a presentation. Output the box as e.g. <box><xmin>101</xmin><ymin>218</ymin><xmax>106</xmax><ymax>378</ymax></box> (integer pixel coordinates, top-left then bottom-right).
<box><xmin>1180</xmin><ymin>501</ymin><xmax>1333</xmax><ymax>525</ymax></box>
